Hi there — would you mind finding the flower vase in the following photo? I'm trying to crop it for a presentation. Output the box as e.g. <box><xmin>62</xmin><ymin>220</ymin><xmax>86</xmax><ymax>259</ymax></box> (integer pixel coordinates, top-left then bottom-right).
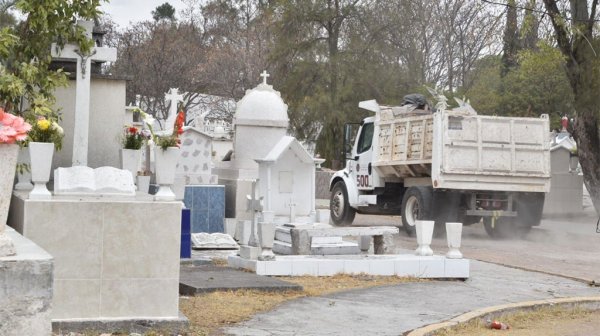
<box><xmin>258</xmin><ymin>221</ymin><xmax>276</xmax><ymax>261</ymax></box>
<box><xmin>445</xmin><ymin>222</ymin><xmax>463</xmax><ymax>259</ymax></box>
<box><xmin>154</xmin><ymin>146</ymin><xmax>180</xmax><ymax>201</ymax></box>
<box><xmin>415</xmin><ymin>220</ymin><xmax>434</xmax><ymax>256</ymax></box>
<box><xmin>15</xmin><ymin>147</ymin><xmax>33</xmax><ymax>190</ymax></box>
<box><xmin>120</xmin><ymin>148</ymin><xmax>142</xmax><ymax>185</ymax></box>
<box><xmin>137</xmin><ymin>175</ymin><xmax>151</xmax><ymax>194</ymax></box>
<box><xmin>0</xmin><ymin>144</ymin><xmax>19</xmax><ymax>256</ymax></box>
<box><xmin>28</xmin><ymin>142</ymin><xmax>54</xmax><ymax>200</ymax></box>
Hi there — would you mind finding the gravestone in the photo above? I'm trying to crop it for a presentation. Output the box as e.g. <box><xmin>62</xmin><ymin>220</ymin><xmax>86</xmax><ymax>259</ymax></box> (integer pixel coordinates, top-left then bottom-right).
<box><xmin>54</xmin><ymin>166</ymin><xmax>136</xmax><ymax>196</ymax></box>
<box><xmin>543</xmin><ymin>136</ymin><xmax>583</xmax><ymax>215</ymax></box>
<box><xmin>51</xmin><ymin>20</ymin><xmax>117</xmax><ymax>166</ymax></box>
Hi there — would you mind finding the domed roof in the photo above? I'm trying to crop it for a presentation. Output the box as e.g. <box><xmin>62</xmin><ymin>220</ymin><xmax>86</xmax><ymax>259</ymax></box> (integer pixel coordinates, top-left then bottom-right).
<box><xmin>234</xmin><ymin>75</ymin><xmax>288</xmax><ymax>128</ymax></box>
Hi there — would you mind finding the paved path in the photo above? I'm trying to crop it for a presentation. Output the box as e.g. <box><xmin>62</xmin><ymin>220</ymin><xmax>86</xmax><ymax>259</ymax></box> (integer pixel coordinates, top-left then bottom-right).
<box><xmin>222</xmin><ymin>260</ymin><xmax>600</xmax><ymax>336</ymax></box>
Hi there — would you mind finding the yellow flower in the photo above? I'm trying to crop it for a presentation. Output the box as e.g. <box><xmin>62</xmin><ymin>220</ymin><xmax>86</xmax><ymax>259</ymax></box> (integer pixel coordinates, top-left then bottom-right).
<box><xmin>37</xmin><ymin>119</ymin><xmax>51</xmax><ymax>131</ymax></box>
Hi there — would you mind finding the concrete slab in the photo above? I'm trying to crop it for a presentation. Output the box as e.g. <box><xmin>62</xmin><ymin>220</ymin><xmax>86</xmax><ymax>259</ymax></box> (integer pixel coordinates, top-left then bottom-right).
<box><xmin>0</xmin><ymin>227</ymin><xmax>53</xmax><ymax>336</ymax></box>
<box><xmin>179</xmin><ymin>265</ymin><xmax>303</xmax><ymax>295</ymax></box>
<box><xmin>227</xmin><ymin>254</ymin><xmax>470</xmax><ymax>278</ymax></box>
<box><xmin>52</xmin><ymin>313</ymin><xmax>188</xmax><ymax>335</ymax></box>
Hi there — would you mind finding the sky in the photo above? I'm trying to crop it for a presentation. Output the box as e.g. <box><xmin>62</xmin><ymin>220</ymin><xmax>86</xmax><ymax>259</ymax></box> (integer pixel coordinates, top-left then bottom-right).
<box><xmin>100</xmin><ymin>0</ymin><xmax>188</xmax><ymax>28</ymax></box>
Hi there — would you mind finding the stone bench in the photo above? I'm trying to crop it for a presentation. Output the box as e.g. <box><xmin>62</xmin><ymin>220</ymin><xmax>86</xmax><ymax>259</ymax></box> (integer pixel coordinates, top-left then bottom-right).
<box><xmin>289</xmin><ymin>226</ymin><xmax>399</xmax><ymax>255</ymax></box>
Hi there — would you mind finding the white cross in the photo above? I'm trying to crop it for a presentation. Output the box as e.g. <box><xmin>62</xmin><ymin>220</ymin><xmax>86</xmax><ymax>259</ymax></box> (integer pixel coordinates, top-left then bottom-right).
<box><xmin>51</xmin><ymin>20</ymin><xmax>117</xmax><ymax>166</ymax></box>
<box><xmin>164</xmin><ymin>88</ymin><xmax>184</xmax><ymax>130</ymax></box>
<box><xmin>260</xmin><ymin>70</ymin><xmax>270</xmax><ymax>85</ymax></box>
<box><xmin>288</xmin><ymin>199</ymin><xmax>297</xmax><ymax>223</ymax></box>
<box><xmin>246</xmin><ymin>180</ymin><xmax>263</xmax><ymax>247</ymax></box>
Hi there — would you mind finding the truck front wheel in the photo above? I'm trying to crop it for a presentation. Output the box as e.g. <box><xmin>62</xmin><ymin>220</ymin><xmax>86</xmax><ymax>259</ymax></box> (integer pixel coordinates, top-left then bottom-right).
<box><xmin>401</xmin><ymin>187</ymin><xmax>433</xmax><ymax>236</ymax></box>
<box><xmin>330</xmin><ymin>181</ymin><xmax>356</xmax><ymax>226</ymax></box>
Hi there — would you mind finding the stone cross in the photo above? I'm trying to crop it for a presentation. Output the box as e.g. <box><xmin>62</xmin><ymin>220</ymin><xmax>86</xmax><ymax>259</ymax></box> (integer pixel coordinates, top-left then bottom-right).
<box><xmin>164</xmin><ymin>88</ymin><xmax>184</xmax><ymax>130</ymax></box>
<box><xmin>246</xmin><ymin>180</ymin><xmax>263</xmax><ymax>247</ymax></box>
<box><xmin>260</xmin><ymin>70</ymin><xmax>270</xmax><ymax>85</ymax></box>
<box><xmin>288</xmin><ymin>198</ymin><xmax>297</xmax><ymax>224</ymax></box>
<box><xmin>51</xmin><ymin>20</ymin><xmax>117</xmax><ymax>166</ymax></box>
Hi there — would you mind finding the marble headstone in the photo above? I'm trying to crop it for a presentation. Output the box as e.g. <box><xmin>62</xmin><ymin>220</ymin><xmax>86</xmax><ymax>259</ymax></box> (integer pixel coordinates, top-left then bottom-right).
<box><xmin>54</xmin><ymin>166</ymin><xmax>136</xmax><ymax>196</ymax></box>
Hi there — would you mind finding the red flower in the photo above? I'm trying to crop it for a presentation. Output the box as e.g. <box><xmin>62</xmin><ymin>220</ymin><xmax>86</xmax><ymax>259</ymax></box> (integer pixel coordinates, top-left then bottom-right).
<box><xmin>128</xmin><ymin>126</ymin><xmax>138</xmax><ymax>134</ymax></box>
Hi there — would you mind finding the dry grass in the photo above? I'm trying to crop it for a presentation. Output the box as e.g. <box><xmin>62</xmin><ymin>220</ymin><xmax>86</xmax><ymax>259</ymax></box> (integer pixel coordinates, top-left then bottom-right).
<box><xmin>434</xmin><ymin>305</ymin><xmax>598</xmax><ymax>336</ymax></box>
<box><xmin>180</xmin><ymin>274</ymin><xmax>419</xmax><ymax>336</ymax></box>
<box><xmin>210</xmin><ymin>258</ymin><xmax>228</xmax><ymax>267</ymax></box>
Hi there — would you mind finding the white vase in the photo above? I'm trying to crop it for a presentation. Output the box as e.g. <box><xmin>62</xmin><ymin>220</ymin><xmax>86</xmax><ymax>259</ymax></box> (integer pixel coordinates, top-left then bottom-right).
<box><xmin>28</xmin><ymin>142</ymin><xmax>54</xmax><ymax>200</ymax></box>
<box><xmin>154</xmin><ymin>146</ymin><xmax>180</xmax><ymax>201</ymax></box>
<box><xmin>0</xmin><ymin>144</ymin><xmax>19</xmax><ymax>256</ymax></box>
<box><xmin>137</xmin><ymin>175</ymin><xmax>151</xmax><ymax>194</ymax></box>
<box><xmin>120</xmin><ymin>148</ymin><xmax>142</xmax><ymax>183</ymax></box>
<box><xmin>415</xmin><ymin>220</ymin><xmax>434</xmax><ymax>256</ymax></box>
<box><xmin>445</xmin><ymin>222</ymin><xmax>463</xmax><ymax>259</ymax></box>
<box><xmin>258</xmin><ymin>221</ymin><xmax>276</xmax><ymax>261</ymax></box>
<box><xmin>15</xmin><ymin>147</ymin><xmax>33</xmax><ymax>190</ymax></box>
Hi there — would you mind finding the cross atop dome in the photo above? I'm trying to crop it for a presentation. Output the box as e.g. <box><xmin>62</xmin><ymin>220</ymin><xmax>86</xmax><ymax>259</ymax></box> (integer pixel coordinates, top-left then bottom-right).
<box><xmin>260</xmin><ymin>70</ymin><xmax>270</xmax><ymax>85</ymax></box>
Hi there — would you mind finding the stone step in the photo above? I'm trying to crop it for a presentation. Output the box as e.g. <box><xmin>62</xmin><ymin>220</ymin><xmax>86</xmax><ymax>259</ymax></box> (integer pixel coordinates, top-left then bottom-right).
<box><xmin>273</xmin><ymin>241</ymin><xmax>360</xmax><ymax>256</ymax></box>
<box><xmin>275</xmin><ymin>227</ymin><xmax>343</xmax><ymax>244</ymax></box>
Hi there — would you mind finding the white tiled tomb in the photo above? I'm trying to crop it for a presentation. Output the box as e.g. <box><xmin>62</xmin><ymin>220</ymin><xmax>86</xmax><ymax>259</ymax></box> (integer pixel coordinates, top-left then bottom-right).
<box><xmin>7</xmin><ymin>191</ymin><xmax>182</xmax><ymax>321</ymax></box>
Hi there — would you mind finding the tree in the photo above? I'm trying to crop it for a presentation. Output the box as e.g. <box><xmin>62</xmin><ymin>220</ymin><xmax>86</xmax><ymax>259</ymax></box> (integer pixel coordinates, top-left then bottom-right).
<box><xmin>152</xmin><ymin>2</ymin><xmax>176</xmax><ymax>22</ymax></box>
<box><xmin>501</xmin><ymin>0</ymin><xmax>519</xmax><ymax>76</ymax></box>
<box><xmin>111</xmin><ymin>21</ymin><xmax>205</xmax><ymax>125</ymax></box>
<box><xmin>0</xmin><ymin>0</ymin><xmax>101</xmax><ymax>119</ymax></box>
<box><xmin>541</xmin><ymin>0</ymin><xmax>600</xmax><ymax>213</ymax></box>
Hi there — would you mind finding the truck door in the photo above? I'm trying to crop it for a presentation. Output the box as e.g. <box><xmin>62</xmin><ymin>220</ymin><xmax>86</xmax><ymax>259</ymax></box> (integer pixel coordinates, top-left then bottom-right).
<box><xmin>353</xmin><ymin>121</ymin><xmax>375</xmax><ymax>191</ymax></box>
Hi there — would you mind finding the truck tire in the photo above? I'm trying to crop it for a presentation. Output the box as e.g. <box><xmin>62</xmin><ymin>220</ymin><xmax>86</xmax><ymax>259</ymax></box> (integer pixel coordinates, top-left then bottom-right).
<box><xmin>330</xmin><ymin>181</ymin><xmax>356</xmax><ymax>226</ymax></box>
<box><xmin>516</xmin><ymin>193</ymin><xmax>545</xmax><ymax>227</ymax></box>
<box><xmin>401</xmin><ymin>187</ymin><xmax>433</xmax><ymax>236</ymax></box>
<box><xmin>483</xmin><ymin>217</ymin><xmax>530</xmax><ymax>239</ymax></box>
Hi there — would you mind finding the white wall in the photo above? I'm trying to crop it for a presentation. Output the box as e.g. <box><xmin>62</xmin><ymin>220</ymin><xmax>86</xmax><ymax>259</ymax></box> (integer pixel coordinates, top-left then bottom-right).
<box><xmin>53</xmin><ymin>77</ymin><xmax>127</xmax><ymax>170</ymax></box>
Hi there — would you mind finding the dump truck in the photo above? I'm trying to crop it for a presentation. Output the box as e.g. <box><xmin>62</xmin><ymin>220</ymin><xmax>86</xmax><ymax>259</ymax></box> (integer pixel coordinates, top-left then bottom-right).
<box><xmin>329</xmin><ymin>97</ymin><xmax>551</xmax><ymax>237</ymax></box>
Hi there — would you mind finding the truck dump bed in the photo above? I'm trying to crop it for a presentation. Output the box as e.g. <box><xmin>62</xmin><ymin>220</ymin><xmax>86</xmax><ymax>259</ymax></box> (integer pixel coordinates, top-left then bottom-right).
<box><xmin>372</xmin><ymin>106</ymin><xmax>551</xmax><ymax>193</ymax></box>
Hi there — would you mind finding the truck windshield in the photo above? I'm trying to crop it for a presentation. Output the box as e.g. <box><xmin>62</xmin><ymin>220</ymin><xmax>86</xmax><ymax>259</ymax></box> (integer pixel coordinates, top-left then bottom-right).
<box><xmin>357</xmin><ymin>122</ymin><xmax>374</xmax><ymax>154</ymax></box>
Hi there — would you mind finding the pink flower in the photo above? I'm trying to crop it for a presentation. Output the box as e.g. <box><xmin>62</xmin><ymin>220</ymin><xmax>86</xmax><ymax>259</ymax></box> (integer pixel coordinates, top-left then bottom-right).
<box><xmin>0</xmin><ymin>108</ymin><xmax>31</xmax><ymax>144</ymax></box>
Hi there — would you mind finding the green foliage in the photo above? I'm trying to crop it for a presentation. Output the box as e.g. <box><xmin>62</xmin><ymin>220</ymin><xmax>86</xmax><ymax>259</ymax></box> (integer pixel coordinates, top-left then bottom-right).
<box><xmin>155</xmin><ymin>135</ymin><xmax>179</xmax><ymax>150</ymax></box>
<box><xmin>152</xmin><ymin>2</ymin><xmax>176</xmax><ymax>22</ymax></box>
<box><xmin>0</xmin><ymin>0</ymin><xmax>103</xmax><ymax>118</ymax></box>
<box><xmin>463</xmin><ymin>42</ymin><xmax>573</xmax><ymax>129</ymax></box>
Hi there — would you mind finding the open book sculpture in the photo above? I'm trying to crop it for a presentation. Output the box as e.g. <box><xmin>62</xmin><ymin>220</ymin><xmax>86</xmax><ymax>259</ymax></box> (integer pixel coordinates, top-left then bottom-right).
<box><xmin>54</xmin><ymin>166</ymin><xmax>136</xmax><ymax>196</ymax></box>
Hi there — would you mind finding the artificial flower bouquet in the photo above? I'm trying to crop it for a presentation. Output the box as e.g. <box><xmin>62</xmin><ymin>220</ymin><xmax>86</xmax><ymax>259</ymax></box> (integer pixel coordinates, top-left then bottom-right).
<box><xmin>0</xmin><ymin>108</ymin><xmax>31</xmax><ymax>144</ymax></box>
<box><xmin>154</xmin><ymin>110</ymin><xmax>185</xmax><ymax>150</ymax></box>
<box><xmin>138</xmin><ymin>108</ymin><xmax>185</xmax><ymax>150</ymax></box>
<box><xmin>121</xmin><ymin>125</ymin><xmax>145</xmax><ymax>150</ymax></box>
<box><xmin>28</xmin><ymin>116</ymin><xmax>64</xmax><ymax>150</ymax></box>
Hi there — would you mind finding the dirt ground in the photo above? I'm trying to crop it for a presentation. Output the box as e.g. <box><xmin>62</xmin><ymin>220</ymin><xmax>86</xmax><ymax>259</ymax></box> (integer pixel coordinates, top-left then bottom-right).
<box><xmin>435</xmin><ymin>306</ymin><xmax>600</xmax><ymax>336</ymax></box>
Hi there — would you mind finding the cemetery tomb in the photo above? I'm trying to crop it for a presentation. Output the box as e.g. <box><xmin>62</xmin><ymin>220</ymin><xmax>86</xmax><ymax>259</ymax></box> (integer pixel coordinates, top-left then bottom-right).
<box><xmin>213</xmin><ymin>71</ymin><xmax>289</xmax><ymax>220</ymax></box>
<box><xmin>256</xmin><ymin>136</ymin><xmax>316</xmax><ymax>223</ymax></box>
<box><xmin>8</xmin><ymin>191</ymin><xmax>185</xmax><ymax>325</ymax></box>
<box><xmin>51</xmin><ymin>20</ymin><xmax>117</xmax><ymax>167</ymax></box>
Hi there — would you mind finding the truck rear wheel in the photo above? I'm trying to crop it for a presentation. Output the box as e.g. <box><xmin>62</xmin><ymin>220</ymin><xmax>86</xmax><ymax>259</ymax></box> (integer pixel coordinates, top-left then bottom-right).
<box><xmin>401</xmin><ymin>187</ymin><xmax>433</xmax><ymax>236</ymax></box>
<box><xmin>330</xmin><ymin>181</ymin><xmax>356</xmax><ymax>226</ymax></box>
<box><xmin>483</xmin><ymin>217</ymin><xmax>531</xmax><ymax>239</ymax></box>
